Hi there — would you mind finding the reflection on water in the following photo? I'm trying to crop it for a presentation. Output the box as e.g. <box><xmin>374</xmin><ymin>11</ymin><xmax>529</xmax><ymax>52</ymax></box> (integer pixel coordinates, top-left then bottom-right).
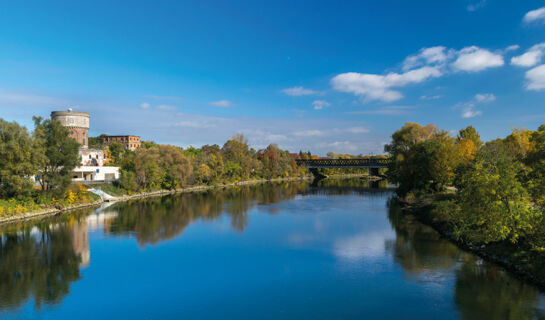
<box><xmin>0</xmin><ymin>178</ymin><xmax>543</xmax><ymax>319</ymax></box>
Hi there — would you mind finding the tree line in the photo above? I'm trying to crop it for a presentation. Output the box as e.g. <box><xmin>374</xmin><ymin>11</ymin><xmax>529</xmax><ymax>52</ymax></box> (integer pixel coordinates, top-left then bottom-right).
<box><xmin>0</xmin><ymin>117</ymin><xmax>80</xmax><ymax>201</ymax></box>
<box><xmin>385</xmin><ymin>122</ymin><xmax>545</xmax><ymax>248</ymax></box>
<box><xmin>113</xmin><ymin>134</ymin><xmax>305</xmax><ymax>192</ymax></box>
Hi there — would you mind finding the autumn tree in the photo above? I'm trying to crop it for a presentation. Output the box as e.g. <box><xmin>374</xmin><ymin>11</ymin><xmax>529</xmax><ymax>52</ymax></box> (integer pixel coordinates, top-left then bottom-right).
<box><xmin>454</xmin><ymin>143</ymin><xmax>540</xmax><ymax>244</ymax></box>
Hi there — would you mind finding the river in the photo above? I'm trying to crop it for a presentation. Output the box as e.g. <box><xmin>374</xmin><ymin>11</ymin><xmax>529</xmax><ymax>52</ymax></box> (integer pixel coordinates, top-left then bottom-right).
<box><xmin>0</xmin><ymin>178</ymin><xmax>544</xmax><ymax>319</ymax></box>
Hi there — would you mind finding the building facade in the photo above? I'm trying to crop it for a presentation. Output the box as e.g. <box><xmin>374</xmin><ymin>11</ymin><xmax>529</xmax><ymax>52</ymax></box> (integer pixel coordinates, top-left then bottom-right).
<box><xmin>51</xmin><ymin>109</ymin><xmax>90</xmax><ymax>148</ymax></box>
<box><xmin>50</xmin><ymin>108</ymin><xmax>121</xmax><ymax>182</ymax></box>
<box><xmin>79</xmin><ymin>148</ymin><xmax>109</xmax><ymax>166</ymax></box>
<box><xmin>102</xmin><ymin>135</ymin><xmax>141</xmax><ymax>151</ymax></box>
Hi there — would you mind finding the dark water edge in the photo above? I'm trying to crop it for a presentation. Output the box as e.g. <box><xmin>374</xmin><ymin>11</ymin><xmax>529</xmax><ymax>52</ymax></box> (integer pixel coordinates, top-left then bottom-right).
<box><xmin>0</xmin><ymin>178</ymin><xmax>544</xmax><ymax>319</ymax></box>
<box><xmin>397</xmin><ymin>196</ymin><xmax>545</xmax><ymax>293</ymax></box>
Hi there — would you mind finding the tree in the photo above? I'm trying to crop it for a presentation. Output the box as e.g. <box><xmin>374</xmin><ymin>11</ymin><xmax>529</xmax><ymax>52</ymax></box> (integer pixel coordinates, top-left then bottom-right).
<box><xmin>132</xmin><ymin>144</ymin><xmax>192</xmax><ymax>190</ymax></box>
<box><xmin>33</xmin><ymin>117</ymin><xmax>80</xmax><ymax>197</ymax></box>
<box><xmin>0</xmin><ymin>119</ymin><xmax>38</xmax><ymax>199</ymax></box>
<box><xmin>454</xmin><ymin>143</ymin><xmax>540</xmax><ymax>244</ymax></box>
<box><xmin>384</xmin><ymin>123</ymin><xmax>446</xmax><ymax>195</ymax></box>
<box><xmin>525</xmin><ymin>125</ymin><xmax>545</xmax><ymax>206</ymax></box>
<box><xmin>457</xmin><ymin>126</ymin><xmax>482</xmax><ymax>148</ymax></box>
<box><xmin>87</xmin><ymin>134</ymin><xmax>108</xmax><ymax>149</ymax></box>
<box><xmin>107</xmin><ymin>142</ymin><xmax>124</xmax><ymax>164</ymax></box>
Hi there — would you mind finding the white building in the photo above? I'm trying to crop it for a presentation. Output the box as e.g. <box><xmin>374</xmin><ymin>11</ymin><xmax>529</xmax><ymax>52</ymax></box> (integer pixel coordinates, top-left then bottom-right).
<box><xmin>72</xmin><ymin>166</ymin><xmax>119</xmax><ymax>182</ymax></box>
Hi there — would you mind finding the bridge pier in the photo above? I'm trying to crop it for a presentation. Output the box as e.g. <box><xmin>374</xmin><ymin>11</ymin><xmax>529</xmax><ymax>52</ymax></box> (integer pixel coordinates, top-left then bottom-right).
<box><xmin>369</xmin><ymin>167</ymin><xmax>380</xmax><ymax>176</ymax></box>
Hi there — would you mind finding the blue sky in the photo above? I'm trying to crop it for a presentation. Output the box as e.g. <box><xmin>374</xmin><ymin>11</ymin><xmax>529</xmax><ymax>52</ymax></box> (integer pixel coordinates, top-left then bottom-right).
<box><xmin>1</xmin><ymin>0</ymin><xmax>545</xmax><ymax>155</ymax></box>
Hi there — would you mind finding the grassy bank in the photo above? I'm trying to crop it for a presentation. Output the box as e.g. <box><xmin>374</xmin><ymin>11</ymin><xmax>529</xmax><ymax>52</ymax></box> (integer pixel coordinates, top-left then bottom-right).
<box><xmin>397</xmin><ymin>194</ymin><xmax>545</xmax><ymax>290</ymax></box>
<box><xmin>0</xmin><ymin>176</ymin><xmax>312</xmax><ymax>224</ymax></box>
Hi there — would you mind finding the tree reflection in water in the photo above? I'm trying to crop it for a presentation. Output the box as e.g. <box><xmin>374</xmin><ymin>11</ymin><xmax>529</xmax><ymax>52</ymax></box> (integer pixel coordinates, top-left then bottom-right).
<box><xmin>0</xmin><ymin>222</ymin><xmax>82</xmax><ymax>310</ymax></box>
<box><xmin>387</xmin><ymin>198</ymin><xmax>545</xmax><ymax>320</ymax></box>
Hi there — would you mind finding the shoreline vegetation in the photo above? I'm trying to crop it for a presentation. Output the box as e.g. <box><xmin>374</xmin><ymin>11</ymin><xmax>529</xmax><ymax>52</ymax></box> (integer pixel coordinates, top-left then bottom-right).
<box><xmin>385</xmin><ymin>122</ymin><xmax>545</xmax><ymax>290</ymax></box>
<box><xmin>0</xmin><ymin>116</ymin><xmax>379</xmax><ymax>222</ymax></box>
<box><xmin>0</xmin><ymin>172</ymin><xmax>373</xmax><ymax>224</ymax></box>
<box><xmin>0</xmin><ymin>176</ymin><xmax>315</xmax><ymax>225</ymax></box>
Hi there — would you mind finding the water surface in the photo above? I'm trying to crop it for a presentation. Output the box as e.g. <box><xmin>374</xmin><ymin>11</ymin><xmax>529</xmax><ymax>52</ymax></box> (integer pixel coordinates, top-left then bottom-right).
<box><xmin>0</xmin><ymin>179</ymin><xmax>544</xmax><ymax>319</ymax></box>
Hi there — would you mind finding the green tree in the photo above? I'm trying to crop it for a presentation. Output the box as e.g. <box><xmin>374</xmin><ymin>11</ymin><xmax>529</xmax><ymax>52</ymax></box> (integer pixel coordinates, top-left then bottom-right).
<box><xmin>107</xmin><ymin>142</ymin><xmax>124</xmax><ymax>164</ymax></box>
<box><xmin>454</xmin><ymin>143</ymin><xmax>540</xmax><ymax>244</ymax></box>
<box><xmin>33</xmin><ymin>117</ymin><xmax>80</xmax><ymax>197</ymax></box>
<box><xmin>0</xmin><ymin>119</ymin><xmax>38</xmax><ymax>199</ymax></box>
<box><xmin>457</xmin><ymin>125</ymin><xmax>483</xmax><ymax>148</ymax></box>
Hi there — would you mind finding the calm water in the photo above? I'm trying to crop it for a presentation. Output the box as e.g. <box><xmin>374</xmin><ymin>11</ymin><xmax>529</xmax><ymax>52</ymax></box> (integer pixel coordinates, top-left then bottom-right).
<box><xmin>0</xmin><ymin>179</ymin><xmax>544</xmax><ymax>319</ymax></box>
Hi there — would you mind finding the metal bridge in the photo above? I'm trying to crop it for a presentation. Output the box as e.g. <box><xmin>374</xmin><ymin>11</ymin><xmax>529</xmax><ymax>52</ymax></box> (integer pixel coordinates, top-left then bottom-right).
<box><xmin>296</xmin><ymin>158</ymin><xmax>389</xmax><ymax>178</ymax></box>
<box><xmin>295</xmin><ymin>158</ymin><xmax>389</xmax><ymax>169</ymax></box>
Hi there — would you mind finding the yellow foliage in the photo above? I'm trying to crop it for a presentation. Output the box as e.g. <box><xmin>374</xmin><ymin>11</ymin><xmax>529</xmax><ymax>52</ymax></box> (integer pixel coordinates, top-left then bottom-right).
<box><xmin>455</xmin><ymin>138</ymin><xmax>477</xmax><ymax>163</ymax></box>
<box><xmin>65</xmin><ymin>190</ymin><xmax>76</xmax><ymax>205</ymax></box>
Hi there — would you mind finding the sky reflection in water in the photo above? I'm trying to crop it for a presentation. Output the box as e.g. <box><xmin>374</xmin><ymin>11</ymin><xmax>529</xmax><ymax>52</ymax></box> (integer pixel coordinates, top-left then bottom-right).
<box><xmin>0</xmin><ymin>179</ymin><xmax>544</xmax><ymax>319</ymax></box>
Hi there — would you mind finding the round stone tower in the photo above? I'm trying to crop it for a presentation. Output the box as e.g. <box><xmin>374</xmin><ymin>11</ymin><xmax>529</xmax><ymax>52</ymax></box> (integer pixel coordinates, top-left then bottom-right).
<box><xmin>51</xmin><ymin>108</ymin><xmax>90</xmax><ymax>148</ymax></box>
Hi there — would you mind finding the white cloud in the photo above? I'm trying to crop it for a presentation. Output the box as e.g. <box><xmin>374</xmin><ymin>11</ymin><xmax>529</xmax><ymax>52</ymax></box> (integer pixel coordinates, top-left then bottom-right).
<box><xmin>209</xmin><ymin>100</ymin><xmax>232</xmax><ymax>107</ymax></box>
<box><xmin>458</xmin><ymin>93</ymin><xmax>495</xmax><ymax>118</ymax></box>
<box><xmin>467</xmin><ymin>0</ymin><xmax>486</xmax><ymax>12</ymax></box>
<box><xmin>331</xmin><ymin>66</ymin><xmax>441</xmax><ymax>102</ymax></box>
<box><xmin>346</xmin><ymin>126</ymin><xmax>370</xmax><ymax>133</ymax></box>
<box><xmin>451</xmin><ymin>46</ymin><xmax>504</xmax><ymax>72</ymax></box>
<box><xmin>332</xmin><ymin>46</ymin><xmax>505</xmax><ymax>102</ymax></box>
<box><xmin>525</xmin><ymin>64</ymin><xmax>545</xmax><ymax>90</ymax></box>
<box><xmin>156</xmin><ymin>104</ymin><xmax>177</xmax><ymax>111</ymax></box>
<box><xmin>462</xmin><ymin>108</ymin><xmax>482</xmax><ymax>118</ymax></box>
<box><xmin>403</xmin><ymin>46</ymin><xmax>447</xmax><ymax>71</ymax></box>
<box><xmin>420</xmin><ymin>94</ymin><xmax>443</xmax><ymax>100</ymax></box>
<box><xmin>312</xmin><ymin>100</ymin><xmax>330</xmax><ymax>110</ymax></box>
<box><xmin>475</xmin><ymin>93</ymin><xmax>496</xmax><ymax>102</ymax></box>
<box><xmin>293</xmin><ymin>130</ymin><xmax>324</xmax><ymax>137</ymax></box>
<box><xmin>505</xmin><ymin>45</ymin><xmax>520</xmax><ymax>52</ymax></box>
<box><xmin>140</xmin><ymin>102</ymin><xmax>150</xmax><ymax>109</ymax></box>
<box><xmin>523</xmin><ymin>7</ymin><xmax>545</xmax><ymax>24</ymax></box>
<box><xmin>511</xmin><ymin>43</ymin><xmax>545</xmax><ymax>67</ymax></box>
<box><xmin>282</xmin><ymin>86</ymin><xmax>319</xmax><ymax>96</ymax></box>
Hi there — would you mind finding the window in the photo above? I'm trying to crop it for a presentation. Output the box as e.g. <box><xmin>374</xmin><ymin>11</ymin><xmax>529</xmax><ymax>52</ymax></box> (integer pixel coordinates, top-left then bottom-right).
<box><xmin>89</xmin><ymin>155</ymin><xmax>92</xmax><ymax>159</ymax></box>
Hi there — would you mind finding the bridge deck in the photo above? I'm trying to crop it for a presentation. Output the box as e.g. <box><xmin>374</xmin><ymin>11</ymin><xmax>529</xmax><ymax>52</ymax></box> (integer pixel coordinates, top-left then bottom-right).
<box><xmin>296</xmin><ymin>158</ymin><xmax>388</xmax><ymax>168</ymax></box>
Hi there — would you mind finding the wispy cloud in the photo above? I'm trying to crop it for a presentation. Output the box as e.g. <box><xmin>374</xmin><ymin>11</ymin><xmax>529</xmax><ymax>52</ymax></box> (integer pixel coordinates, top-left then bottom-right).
<box><xmin>282</xmin><ymin>86</ymin><xmax>320</xmax><ymax>96</ymax></box>
<box><xmin>467</xmin><ymin>0</ymin><xmax>486</xmax><ymax>12</ymax></box>
<box><xmin>475</xmin><ymin>93</ymin><xmax>496</xmax><ymax>102</ymax></box>
<box><xmin>209</xmin><ymin>100</ymin><xmax>232</xmax><ymax>107</ymax></box>
<box><xmin>346</xmin><ymin>126</ymin><xmax>370</xmax><ymax>134</ymax></box>
<box><xmin>293</xmin><ymin>130</ymin><xmax>325</xmax><ymax>137</ymax></box>
<box><xmin>312</xmin><ymin>100</ymin><xmax>330</xmax><ymax>110</ymax></box>
<box><xmin>0</xmin><ymin>92</ymin><xmax>66</xmax><ymax>106</ymax></box>
<box><xmin>140</xmin><ymin>102</ymin><xmax>150</xmax><ymax>109</ymax></box>
<box><xmin>458</xmin><ymin>93</ymin><xmax>496</xmax><ymax>118</ymax></box>
<box><xmin>420</xmin><ymin>94</ymin><xmax>443</xmax><ymax>100</ymax></box>
<box><xmin>345</xmin><ymin>106</ymin><xmax>412</xmax><ymax>115</ymax></box>
<box><xmin>156</xmin><ymin>104</ymin><xmax>177</xmax><ymax>111</ymax></box>
<box><xmin>523</xmin><ymin>6</ymin><xmax>545</xmax><ymax>24</ymax></box>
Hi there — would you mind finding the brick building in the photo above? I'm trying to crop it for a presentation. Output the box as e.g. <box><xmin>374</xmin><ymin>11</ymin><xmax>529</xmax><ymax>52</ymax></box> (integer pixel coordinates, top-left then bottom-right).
<box><xmin>102</xmin><ymin>135</ymin><xmax>141</xmax><ymax>151</ymax></box>
<box><xmin>51</xmin><ymin>109</ymin><xmax>90</xmax><ymax>147</ymax></box>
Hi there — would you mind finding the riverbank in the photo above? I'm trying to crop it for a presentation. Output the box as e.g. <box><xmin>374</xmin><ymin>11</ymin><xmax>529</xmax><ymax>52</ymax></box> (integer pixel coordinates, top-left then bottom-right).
<box><xmin>0</xmin><ymin>176</ymin><xmax>313</xmax><ymax>225</ymax></box>
<box><xmin>397</xmin><ymin>195</ymin><xmax>545</xmax><ymax>291</ymax></box>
